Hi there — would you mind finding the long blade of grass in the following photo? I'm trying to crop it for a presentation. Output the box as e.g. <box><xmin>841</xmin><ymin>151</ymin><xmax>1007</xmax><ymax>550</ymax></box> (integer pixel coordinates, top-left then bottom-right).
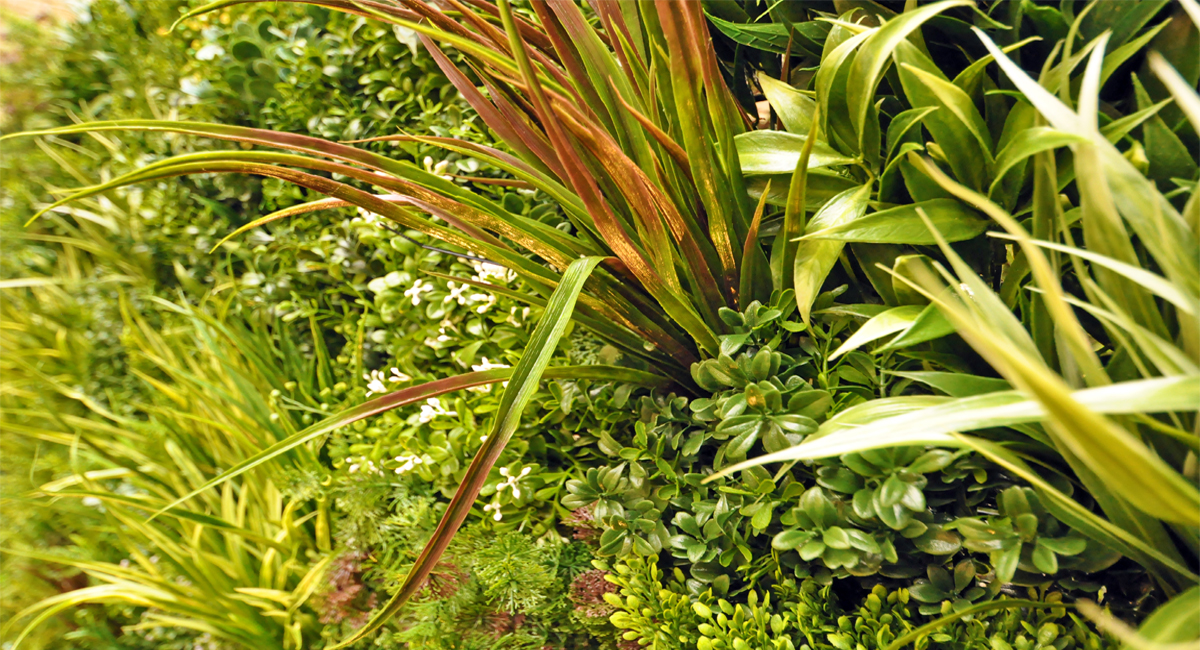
<box><xmin>774</xmin><ymin>106</ymin><xmax>820</xmax><ymax>293</ymax></box>
<box><xmin>708</xmin><ymin>375</ymin><xmax>1198</xmax><ymax>478</ymax></box>
<box><xmin>329</xmin><ymin>255</ymin><xmax>604</xmax><ymax>648</ymax></box>
<box><xmin>846</xmin><ymin>0</ymin><xmax>972</xmax><ymax>150</ymax></box>
<box><xmin>150</xmin><ymin>360</ymin><xmax>665</xmax><ymax>521</ymax></box>
<box><xmin>990</xmin><ymin>233</ymin><xmax>1198</xmax><ymax>316</ymax></box>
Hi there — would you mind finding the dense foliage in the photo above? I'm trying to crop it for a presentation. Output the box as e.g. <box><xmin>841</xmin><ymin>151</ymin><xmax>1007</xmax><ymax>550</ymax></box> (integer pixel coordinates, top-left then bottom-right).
<box><xmin>2</xmin><ymin>1</ymin><xmax>1198</xmax><ymax>650</ymax></box>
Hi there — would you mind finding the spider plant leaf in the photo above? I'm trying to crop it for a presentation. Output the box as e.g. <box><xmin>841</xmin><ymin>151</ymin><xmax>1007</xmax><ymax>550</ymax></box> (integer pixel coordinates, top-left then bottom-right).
<box><xmin>888</xmin><ymin>371</ymin><xmax>1010</xmax><ymax>397</ymax></box>
<box><xmin>735</xmin><ymin>130</ymin><xmax>859</xmax><ymax>176</ymax></box>
<box><xmin>1148</xmin><ymin>51</ymin><xmax>1200</xmax><ymax>134</ymax></box>
<box><xmin>330</xmin><ymin>255</ymin><xmax>603</xmax><ymax>648</ymax></box>
<box><xmin>897</xmin><ymin>61</ymin><xmax>995</xmax><ymax>188</ymax></box>
<box><xmin>906</xmin><ymin>153</ymin><xmax>1108</xmax><ymax>382</ymax></box>
<box><xmin>988</xmin><ymin>127</ymin><xmax>1090</xmax><ymax>197</ymax></box>
<box><xmin>879</xmin><ymin>303</ymin><xmax>956</xmax><ymax>351</ymax></box>
<box><xmin>1039</xmin><ymin>287</ymin><xmax>1199</xmax><ymax>377</ymax></box>
<box><xmin>800</xmin><ymin>198</ymin><xmax>988</xmax><ymax>244</ymax></box>
<box><xmin>45</xmin><ymin>491</ymin><xmax>289</xmax><ymax>552</ymax></box>
<box><xmin>885</xmin><ymin>105</ymin><xmax>938</xmax><ymax>162</ymax></box>
<box><xmin>748</xmin><ymin>169</ymin><xmax>860</xmax><ymax>209</ymax></box>
<box><xmin>829</xmin><ymin>305</ymin><xmax>924</xmax><ymax>359</ymax></box>
<box><xmin>908</xmin><ymin>259</ymin><xmax>1200</xmax><ymax>528</ymax></box>
<box><xmin>974</xmin><ymin>27</ymin><xmax>1198</xmax><ymax>298</ymax></box>
<box><xmin>794</xmin><ymin>184</ymin><xmax>872</xmax><ymax>323</ymax></box>
<box><xmin>845</xmin><ymin>0</ymin><xmax>973</xmax><ymax>151</ymax></box>
<box><xmin>708</xmin><ymin>375</ymin><xmax>1200</xmax><ymax>479</ymax></box>
<box><xmin>990</xmin><ymin>234</ymin><xmax>1198</xmax><ymax>316</ymax></box>
<box><xmin>758</xmin><ymin>74</ymin><xmax>816</xmax><ymax>135</ymax></box>
<box><xmin>815</xmin><ymin>27</ymin><xmax>873</xmax><ymax>156</ymax></box>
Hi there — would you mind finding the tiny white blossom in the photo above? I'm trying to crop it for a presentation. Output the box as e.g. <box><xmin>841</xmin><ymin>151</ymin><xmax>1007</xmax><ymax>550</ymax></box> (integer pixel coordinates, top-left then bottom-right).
<box><xmin>472</xmin><ymin>357</ymin><xmax>510</xmax><ymax>372</ymax></box>
<box><xmin>356</xmin><ymin>206</ymin><xmax>382</xmax><ymax>225</ymax></box>
<box><xmin>497</xmin><ymin>466</ymin><xmax>532</xmax><ymax>499</ymax></box>
<box><xmin>364</xmin><ymin>369</ymin><xmax>389</xmax><ymax>396</ymax></box>
<box><xmin>444</xmin><ymin>281</ymin><xmax>470</xmax><ymax>305</ymax></box>
<box><xmin>404</xmin><ymin>279</ymin><xmax>434</xmax><ymax>306</ymax></box>
<box><xmin>471</xmin><ymin>260</ymin><xmax>515</xmax><ymax>284</ymax></box>
<box><xmin>393</xmin><ymin>454</ymin><xmax>424</xmax><ymax>474</ymax></box>
<box><xmin>471</xmin><ymin>293</ymin><xmax>497</xmax><ymax>314</ymax></box>
<box><xmin>389</xmin><ymin>367</ymin><xmax>411</xmax><ymax>383</ymax></box>
<box><xmin>483</xmin><ymin>501</ymin><xmax>503</xmax><ymax>521</ymax></box>
<box><xmin>468</xmin><ymin>357</ymin><xmax>510</xmax><ymax>393</ymax></box>
<box><xmin>419</xmin><ymin>397</ymin><xmax>457</xmax><ymax>423</ymax></box>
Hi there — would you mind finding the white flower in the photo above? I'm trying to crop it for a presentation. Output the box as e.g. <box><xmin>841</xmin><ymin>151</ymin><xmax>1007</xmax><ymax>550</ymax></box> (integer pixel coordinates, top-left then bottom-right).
<box><xmin>347</xmin><ymin>456</ymin><xmax>382</xmax><ymax>475</ymax></box>
<box><xmin>195</xmin><ymin>43</ymin><xmax>225</xmax><ymax>61</ymax></box>
<box><xmin>393</xmin><ymin>454</ymin><xmax>424</xmax><ymax>474</ymax></box>
<box><xmin>468</xmin><ymin>357</ymin><xmax>510</xmax><ymax>393</ymax></box>
<box><xmin>356</xmin><ymin>206</ymin><xmax>382</xmax><ymax>225</ymax></box>
<box><xmin>364</xmin><ymin>369</ymin><xmax>389</xmax><ymax>396</ymax></box>
<box><xmin>471</xmin><ymin>357</ymin><xmax>510</xmax><ymax>373</ymax></box>
<box><xmin>470</xmin><ymin>293</ymin><xmax>497</xmax><ymax>314</ymax></box>
<box><xmin>483</xmin><ymin>500</ymin><xmax>503</xmax><ymax>521</ymax></box>
<box><xmin>404</xmin><ymin>279</ymin><xmax>434</xmax><ymax>306</ymax></box>
<box><xmin>471</xmin><ymin>260</ymin><xmax>515</xmax><ymax>284</ymax></box>
<box><xmin>418</xmin><ymin>397</ymin><xmax>457</xmax><ymax>423</ymax></box>
<box><xmin>444</xmin><ymin>281</ymin><xmax>469</xmax><ymax>305</ymax></box>
<box><xmin>389</xmin><ymin>367</ymin><xmax>410</xmax><ymax>383</ymax></box>
<box><xmin>496</xmin><ymin>466</ymin><xmax>532</xmax><ymax>499</ymax></box>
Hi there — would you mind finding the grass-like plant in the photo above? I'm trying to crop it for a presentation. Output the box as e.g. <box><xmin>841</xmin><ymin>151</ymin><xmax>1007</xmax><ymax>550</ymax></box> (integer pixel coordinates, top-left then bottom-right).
<box><xmin>6</xmin><ymin>0</ymin><xmax>1198</xmax><ymax>646</ymax></box>
<box><xmin>5</xmin><ymin>0</ymin><xmax>775</xmax><ymax>644</ymax></box>
<box><xmin>709</xmin><ymin>0</ymin><xmax>1200</xmax><ymax>631</ymax></box>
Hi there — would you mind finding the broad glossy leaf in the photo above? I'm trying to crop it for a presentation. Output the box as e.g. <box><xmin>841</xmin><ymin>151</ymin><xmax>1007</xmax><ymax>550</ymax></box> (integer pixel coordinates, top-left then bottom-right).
<box><xmin>846</xmin><ymin>0</ymin><xmax>972</xmax><ymax>150</ymax></box>
<box><xmin>705</xmin><ymin>12</ymin><xmax>829</xmax><ymax>55</ymax></box>
<box><xmin>801</xmin><ymin>198</ymin><xmax>988</xmax><ymax>244</ymax></box>
<box><xmin>735</xmin><ymin>131</ymin><xmax>858</xmax><ymax>175</ymax></box>
<box><xmin>889</xmin><ymin>371</ymin><xmax>1010</xmax><ymax>397</ymax></box>
<box><xmin>892</xmin><ymin>40</ymin><xmax>993</xmax><ymax>191</ymax></box>
<box><xmin>830</xmin><ymin>305</ymin><xmax>924</xmax><ymax>359</ymax></box>
<box><xmin>758</xmin><ymin>74</ymin><xmax>816</xmax><ymax>135</ymax></box>
<box><xmin>794</xmin><ymin>184</ymin><xmax>872</xmax><ymax>323</ymax></box>
<box><xmin>989</xmin><ymin>127</ymin><xmax>1089</xmax><ymax>197</ymax></box>
<box><xmin>879</xmin><ymin>303</ymin><xmax>956</xmax><ymax>351</ymax></box>
<box><xmin>747</xmin><ymin>170</ymin><xmax>859</xmax><ymax>209</ymax></box>
<box><xmin>885</xmin><ymin>106</ymin><xmax>938</xmax><ymax>162</ymax></box>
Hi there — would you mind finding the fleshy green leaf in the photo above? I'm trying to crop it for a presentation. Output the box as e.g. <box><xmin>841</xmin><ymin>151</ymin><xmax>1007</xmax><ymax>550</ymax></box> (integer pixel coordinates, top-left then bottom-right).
<box><xmin>801</xmin><ymin>198</ymin><xmax>988</xmax><ymax>244</ymax></box>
